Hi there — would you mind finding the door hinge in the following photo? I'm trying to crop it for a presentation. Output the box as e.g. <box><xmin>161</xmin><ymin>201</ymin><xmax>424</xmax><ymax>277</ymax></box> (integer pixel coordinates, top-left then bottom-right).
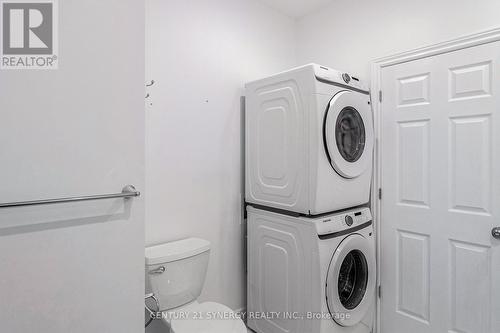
<box><xmin>378</xmin><ymin>285</ymin><xmax>382</xmax><ymax>298</ymax></box>
<box><xmin>379</xmin><ymin>90</ymin><xmax>382</xmax><ymax>103</ymax></box>
<box><xmin>378</xmin><ymin>188</ymin><xmax>382</xmax><ymax>200</ymax></box>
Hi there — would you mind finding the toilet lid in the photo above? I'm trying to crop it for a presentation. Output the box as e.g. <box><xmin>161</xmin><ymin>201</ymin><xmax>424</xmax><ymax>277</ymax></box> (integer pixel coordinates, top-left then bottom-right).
<box><xmin>170</xmin><ymin>302</ymin><xmax>247</xmax><ymax>333</ymax></box>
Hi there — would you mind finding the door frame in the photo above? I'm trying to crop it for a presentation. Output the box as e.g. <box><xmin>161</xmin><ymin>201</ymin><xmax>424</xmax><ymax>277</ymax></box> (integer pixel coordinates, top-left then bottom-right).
<box><xmin>370</xmin><ymin>27</ymin><xmax>500</xmax><ymax>333</ymax></box>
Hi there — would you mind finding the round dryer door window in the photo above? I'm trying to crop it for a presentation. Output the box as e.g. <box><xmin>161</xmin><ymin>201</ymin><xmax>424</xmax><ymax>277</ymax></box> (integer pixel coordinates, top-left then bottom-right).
<box><xmin>335</xmin><ymin>107</ymin><xmax>365</xmax><ymax>163</ymax></box>
<box><xmin>324</xmin><ymin>90</ymin><xmax>373</xmax><ymax>179</ymax></box>
<box><xmin>326</xmin><ymin>234</ymin><xmax>375</xmax><ymax>327</ymax></box>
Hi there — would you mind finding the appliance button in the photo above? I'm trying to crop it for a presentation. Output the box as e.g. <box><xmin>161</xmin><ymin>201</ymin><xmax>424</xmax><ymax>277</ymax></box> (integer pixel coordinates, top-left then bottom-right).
<box><xmin>345</xmin><ymin>215</ymin><xmax>354</xmax><ymax>226</ymax></box>
<box><xmin>342</xmin><ymin>73</ymin><xmax>351</xmax><ymax>84</ymax></box>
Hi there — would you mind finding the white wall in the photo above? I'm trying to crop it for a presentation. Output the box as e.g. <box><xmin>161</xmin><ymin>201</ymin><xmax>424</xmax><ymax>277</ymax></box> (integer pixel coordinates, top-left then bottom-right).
<box><xmin>296</xmin><ymin>0</ymin><xmax>500</xmax><ymax>82</ymax></box>
<box><xmin>145</xmin><ymin>0</ymin><xmax>296</xmax><ymax>320</ymax></box>
<box><xmin>0</xmin><ymin>0</ymin><xmax>144</xmax><ymax>332</ymax></box>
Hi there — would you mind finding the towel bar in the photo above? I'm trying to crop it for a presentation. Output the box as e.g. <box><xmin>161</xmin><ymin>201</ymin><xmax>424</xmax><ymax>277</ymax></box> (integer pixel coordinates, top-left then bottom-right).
<box><xmin>0</xmin><ymin>185</ymin><xmax>140</xmax><ymax>208</ymax></box>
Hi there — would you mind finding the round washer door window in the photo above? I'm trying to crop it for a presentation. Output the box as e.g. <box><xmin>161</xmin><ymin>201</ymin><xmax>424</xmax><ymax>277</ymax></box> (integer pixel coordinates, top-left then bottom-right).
<box><xmin>326</xmin><ymin>233</ymin><xmax>376</xmax><ymax>327</ymax></box>
<box><xmin>338</xmin><ymin>249</ymin><xmax>368</xmax><ymax>310</ymax></box>
<box><xmin>324</xmin><ymin>90</ymin><xmax>373</xmax><ymax>179</ymax></box>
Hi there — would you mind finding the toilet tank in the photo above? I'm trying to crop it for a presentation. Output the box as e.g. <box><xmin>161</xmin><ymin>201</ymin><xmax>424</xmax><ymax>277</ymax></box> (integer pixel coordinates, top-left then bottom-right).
<box><xmin>145</xmin><ymin>238</ymin><xmax>210</xmax><ymax>311</ymax></box>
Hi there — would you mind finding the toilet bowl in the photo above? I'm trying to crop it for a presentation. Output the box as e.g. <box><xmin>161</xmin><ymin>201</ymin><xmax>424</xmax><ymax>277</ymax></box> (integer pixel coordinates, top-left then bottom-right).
<box><xmin>164</xmin><ymin>301</ymin><xmax>246</xmax><ymax>333</ymax></box>
<box><xmin>145</xmin><ymin>238</ymin><xmax>247</xmax><ymax>333</ymax></box>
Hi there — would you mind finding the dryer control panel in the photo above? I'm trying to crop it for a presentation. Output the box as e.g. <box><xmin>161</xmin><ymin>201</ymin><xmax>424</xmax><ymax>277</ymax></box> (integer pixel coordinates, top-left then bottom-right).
<box><xmin>313</xmin><ymin>64</ymin><xmax>368</xmax><ymax>92</ymax></box>
<box><xmin>315</xmin><ymin>207</ymin><xmax>372</xmax><ymax>236</ymax></box>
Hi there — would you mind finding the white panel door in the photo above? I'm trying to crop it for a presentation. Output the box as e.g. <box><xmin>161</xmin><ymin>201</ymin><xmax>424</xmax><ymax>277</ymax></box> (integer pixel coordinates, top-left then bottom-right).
<box><xmin>380</xmin><ymin>41</ymin><xmax>500</xmax><ymax>333</ymax></box>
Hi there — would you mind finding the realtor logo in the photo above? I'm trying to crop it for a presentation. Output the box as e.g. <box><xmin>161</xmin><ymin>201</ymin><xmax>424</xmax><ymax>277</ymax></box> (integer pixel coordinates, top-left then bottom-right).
<box><xmin>1</xmin><ymin>0</ymin><xmax>58</xmax><ymax>69</ymax></box>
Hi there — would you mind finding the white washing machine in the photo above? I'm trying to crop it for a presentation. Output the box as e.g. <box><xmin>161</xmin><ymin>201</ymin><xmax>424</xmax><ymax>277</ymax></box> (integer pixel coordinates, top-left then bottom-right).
<box><xmin>245</xmin><ymin>64</ymin><xmax>373</xmax><ymax>215</ymax></box>
<box><xmin>247</xmin><ymin>205</ymin><xmax>375</xmax><ymax>333</ymax></box>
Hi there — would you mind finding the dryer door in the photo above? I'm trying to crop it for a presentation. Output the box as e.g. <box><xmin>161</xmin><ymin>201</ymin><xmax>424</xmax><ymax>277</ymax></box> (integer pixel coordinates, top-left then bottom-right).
<box><xmin>324</xmin><ymin>90</ymin><xmax>373</xmax><ymax>178</ymax></box>
<box><xmin>326</xmin><ymin>233</ymin><xmax>376</xmax><ymax>327</ymax></box>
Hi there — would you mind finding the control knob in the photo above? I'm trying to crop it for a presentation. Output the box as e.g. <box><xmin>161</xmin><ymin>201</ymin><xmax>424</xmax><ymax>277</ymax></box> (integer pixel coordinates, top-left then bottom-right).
<box><xmin>345</xmin><ymin>215</ymin><xmax>354</xmax><ymax>226</ymax></box>
<box><xmin>342</xmin><ymin>73</ymin><xmax>351</xmax><ymax>84</ymax></box>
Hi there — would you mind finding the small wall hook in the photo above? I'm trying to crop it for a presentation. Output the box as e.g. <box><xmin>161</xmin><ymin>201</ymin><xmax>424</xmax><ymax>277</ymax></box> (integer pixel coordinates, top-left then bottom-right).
<box><xmin>146</xmin><ymin>80</ymin><xmax>155</xmax><ymax>87</ymax></box>
<box><xmin>145</xmin><ymin>93</ymin><xmax>150</xmax><ymax>99</ymax></box>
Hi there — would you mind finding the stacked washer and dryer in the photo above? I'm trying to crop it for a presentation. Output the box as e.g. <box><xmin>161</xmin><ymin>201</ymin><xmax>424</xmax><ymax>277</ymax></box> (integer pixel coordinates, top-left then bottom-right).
<box><xmin>245</xmin><ymin>64</ymin><xmax>376</xmax><ymax>333</ymax></box>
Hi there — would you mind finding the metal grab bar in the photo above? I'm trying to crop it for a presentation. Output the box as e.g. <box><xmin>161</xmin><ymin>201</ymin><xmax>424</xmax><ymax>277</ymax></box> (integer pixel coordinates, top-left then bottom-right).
<box><xmin>0</xmin><ymin>185</ymin><xmax>140</xmax><ymax>208</ymax></box>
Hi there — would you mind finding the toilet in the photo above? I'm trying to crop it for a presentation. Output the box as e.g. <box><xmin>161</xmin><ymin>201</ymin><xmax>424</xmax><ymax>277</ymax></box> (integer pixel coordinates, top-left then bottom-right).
<box><xmin>145</xmin><ymin>238</ymin><xmax>247</xmax><ymax>333</ymax></box>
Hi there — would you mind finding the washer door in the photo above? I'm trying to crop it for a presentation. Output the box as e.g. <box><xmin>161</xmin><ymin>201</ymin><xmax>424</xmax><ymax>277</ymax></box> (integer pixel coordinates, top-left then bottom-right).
<box><xmin>324</xmin><ymin>90</ymin><xmax>373</xmax><ymax>178</ymax></box>
<box><xmin>326</xmin><ymin>234</ymin><xmax>376</xmax><ymax>327</ymax></box>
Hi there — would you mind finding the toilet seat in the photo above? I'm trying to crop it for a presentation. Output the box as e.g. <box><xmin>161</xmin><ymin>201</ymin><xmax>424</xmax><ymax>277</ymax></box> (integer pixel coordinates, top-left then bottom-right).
<box><xmin>168</xmin><ymin>301</ymin><xmax>247</xmax><ymax>333</ymax></box>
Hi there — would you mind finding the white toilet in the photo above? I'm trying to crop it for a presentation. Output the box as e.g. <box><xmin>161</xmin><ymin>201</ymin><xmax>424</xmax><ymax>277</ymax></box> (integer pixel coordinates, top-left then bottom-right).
<box><xmin>145</xmin><ymin>238</ymin><xmax>247</xmax><ymax>333</ymax></box>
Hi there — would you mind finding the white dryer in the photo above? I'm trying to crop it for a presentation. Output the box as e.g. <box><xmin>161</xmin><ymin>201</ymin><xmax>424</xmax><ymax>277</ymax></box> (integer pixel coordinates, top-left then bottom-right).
<box><xmin>247</xmin><ymin>205</ymin><xmax>375</xmax><ymax>333</ymax></box>
<box><xmin>245</xmin><ymin>64</ymin><xmax>374</xmax><ymax>215</ymax></box>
